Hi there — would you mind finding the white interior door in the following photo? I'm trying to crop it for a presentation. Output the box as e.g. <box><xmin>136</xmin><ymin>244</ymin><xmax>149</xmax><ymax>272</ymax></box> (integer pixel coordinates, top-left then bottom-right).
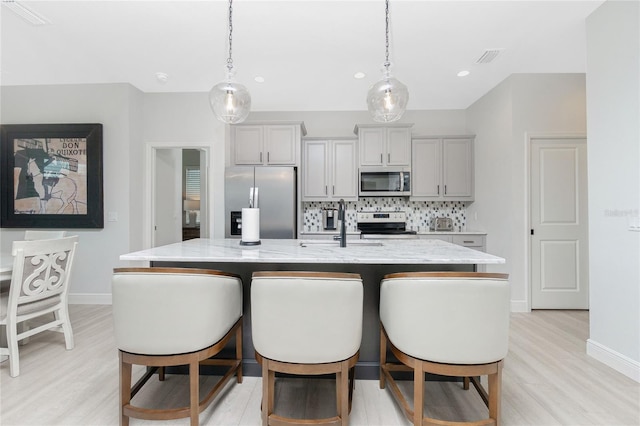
<box><xmin>153</xmin><ymin>149</ymin><xmax>182</xmax><ymax>247</ymax></box>
<box><xmin>530</xmin><ymin>137</ymin><xmax>589</xmax><ymax>309</ymax></box>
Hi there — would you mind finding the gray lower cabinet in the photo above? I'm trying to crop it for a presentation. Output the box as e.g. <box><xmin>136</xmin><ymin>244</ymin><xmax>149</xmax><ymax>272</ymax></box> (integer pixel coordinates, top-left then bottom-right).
<box><xmin>418</xmin><ymin>234</ymin><xmax>453</xmax><ymax>243</ymax></box>
<box><xmin>419</xmin><ymin>233</ymin><xmax>486</xmax><ymax>252</ymax></box>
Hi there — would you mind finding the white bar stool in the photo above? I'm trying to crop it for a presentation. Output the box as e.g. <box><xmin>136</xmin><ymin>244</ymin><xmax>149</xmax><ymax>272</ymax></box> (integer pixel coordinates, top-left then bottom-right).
<box><xmin>112</xmin><ymin>267</ymin><xmax>243</xmax><ymax>426</ymax></box>
<box><xmin>251</xmin><ymin>271</ymin><xmax>363</xmax><ymax>426</ymax></box>
<box><xmin>379</xmin><ymin>272</ymin><xmax>510</xmax><ymax>426</ymax></box>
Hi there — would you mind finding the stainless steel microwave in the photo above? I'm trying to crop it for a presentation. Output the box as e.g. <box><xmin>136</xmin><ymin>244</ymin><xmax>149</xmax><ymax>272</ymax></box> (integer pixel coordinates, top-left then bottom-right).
<box><xmin>359</xmin><ymin>167</ymin><xmax>411</xmax><ymax>196</ymax></box>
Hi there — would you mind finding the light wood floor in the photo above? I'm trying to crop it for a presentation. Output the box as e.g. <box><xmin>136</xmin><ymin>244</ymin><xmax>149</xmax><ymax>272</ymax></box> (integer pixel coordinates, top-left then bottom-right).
<box><xmin>1</xmin><ymin>306</ymin><xmax>638</xmax><ymax>425</ymax></box>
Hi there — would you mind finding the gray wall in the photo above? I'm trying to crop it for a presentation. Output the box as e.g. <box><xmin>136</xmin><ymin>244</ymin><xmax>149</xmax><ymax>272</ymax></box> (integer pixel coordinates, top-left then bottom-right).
<box><xmin>466</xmin><ymin>73</ymin><xmax>587</xmax><ymax>310</ymax></box>
<box><xmin>142</xmin><ymin>93</ymin><xmax>226</xmax><ymax>239</ymax></box>
<box><xmin>0</xmin><ymin>83</ymin><xmax>142</xmax><ymax>302</ymax></box>
<box><xmin>586</xmin><ymin>0</ymin><xmax>640</xmax><ymax>373</ymax></box>
<box><xmin>246</xmin><ymin>109</ymin><xmax>468</xmax><ymax>137</ymax></box>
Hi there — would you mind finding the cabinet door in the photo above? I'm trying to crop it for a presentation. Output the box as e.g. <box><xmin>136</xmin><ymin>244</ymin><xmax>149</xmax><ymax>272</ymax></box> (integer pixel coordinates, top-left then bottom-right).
<box><xmin>302</xmin><ymin>140</ymin><xmax>329</xmax><ymax>200</ymax></box>
<box><xmin>443</xmin><ymin>138</ymin><xmax>473</xmax><ymax>199</ymax></box>
<box><xmin>411</xmin><ymin>138</ymin><xmax>441</xmax><ymax>199</ymax></box>
<box><xmin>233</xmin><ymin>125</ymin><xmax>264</xmax><ymax>165</ymax></box>
<box><xmin>452</xmin><ymin>234</ymin><xmax>485</xmax><ymax>251</ymax></box>
<box><xmin>332</xmin><ymin>139</ymin><xmax>358</xmax><ymax>200</ymax></box>
<box><xmin>386</xmin><ymin>127</ymin><xmax>411</xmax><ymax>166</ymax></box>
<box><xmin>359</xmin><ymin>127</ymin><xmax>385</xmax><ymax>166</ymax></box>
<box><xmin>265</xmin><ymin>125</ymin><xmax>297</xmax><ymax>165</ymax></box>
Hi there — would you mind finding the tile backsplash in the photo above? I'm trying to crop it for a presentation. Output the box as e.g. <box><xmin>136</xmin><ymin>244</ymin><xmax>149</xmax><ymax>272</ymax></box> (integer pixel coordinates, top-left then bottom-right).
<box><xmin>303</xmin><ymin>198</ymin><xmax>467</xmax><ymax>232</ymax></box>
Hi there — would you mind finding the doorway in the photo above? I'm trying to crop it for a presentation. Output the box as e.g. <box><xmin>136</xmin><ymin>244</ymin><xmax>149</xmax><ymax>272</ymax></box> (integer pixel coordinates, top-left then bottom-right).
<box><xmin>529</xmin><ymin>136</ymin><xmax>589</xmax><ymax>309</ymax></box>
<box><xmin>150</xmin><ymin>147</ymin><xmax>209</xmax><ymax>248</ymax></box>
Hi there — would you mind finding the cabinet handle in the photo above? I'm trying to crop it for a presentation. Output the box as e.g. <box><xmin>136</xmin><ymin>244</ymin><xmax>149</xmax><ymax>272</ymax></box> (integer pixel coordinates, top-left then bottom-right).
<box><xmin>444</xmin><ymin>185</ymin><xmax>447</xmax><ymax>195</ymax></box>
<box><xmin>463</xmin><ymin>240</ymin><xmax>474</xmax><ymax>244</ymax></box>
<box><xmin>332</xmin><ymin>185</ymin><xmax>335</xmax><ymax>195</ymax></box>
<box><xmin>437</xmin><ymin>185</ymin><xmax>440</xmax><ymax>195</ymax></box>
<box><xmin>325</xmin><ymin>185</ymin><xmax>328</xmax><ymax>195</ymax></box>
<box><xmin>260</xmin><ymin>152</ymin><xmax>263</xmax><ymax>162</ymax></box>
<box><xmin>380</xmin><ymin>153</ymin><xmax>383</xmax><ymax>163</ymax></box>
<box><xmin>267</xmin><ymin>152</ymin><xmax>270</xmax><ymax>162</ymax></box>
<box><xmin>388</xmin><ymin>153</ymin><xmax>390</xmax><ymax>163</ymax></box>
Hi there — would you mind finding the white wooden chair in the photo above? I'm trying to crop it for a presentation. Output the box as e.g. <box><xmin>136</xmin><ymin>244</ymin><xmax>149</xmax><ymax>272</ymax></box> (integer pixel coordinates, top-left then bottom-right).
<box><xmin>112</xmin><ymin>267</ymin><xmax>244</xmax><ymax>426</ymax></box>
<box><xmin>379</xmin><ymin>272</ymin><xmax>510</xmax><ymax>426</ymax></box>
<box><xmin>251</xmin><ymin>271</ymin><xmax>363</xmax><ymax>426</ymax></box>
<box><xmin>24</xmin><ymin>230</ymin><xmax>67</xmax><ymax>240</ymax></box>
<box><xmin>0</xmin><ymin>235</ymin><xmax>79</xmax><ymax>377</ymax></box>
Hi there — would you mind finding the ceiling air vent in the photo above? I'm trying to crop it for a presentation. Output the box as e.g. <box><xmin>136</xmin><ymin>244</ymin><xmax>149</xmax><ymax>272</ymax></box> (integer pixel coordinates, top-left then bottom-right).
<box><xmin>475</xmin><ymin>49</ymin><xmax>504</xmax><ymax>64</ymax></box>
<box><xmin>2</xmin><ymin>0</ymin><xmax>49</xmax><ymax>25</ymax></box>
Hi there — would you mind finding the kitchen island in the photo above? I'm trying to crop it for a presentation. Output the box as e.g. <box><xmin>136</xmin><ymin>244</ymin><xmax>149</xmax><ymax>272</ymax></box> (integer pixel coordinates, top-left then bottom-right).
<box><xmin>120</xmin><ymin>238</ymin><xmax>505</xmax><ymax>378</ymax></box>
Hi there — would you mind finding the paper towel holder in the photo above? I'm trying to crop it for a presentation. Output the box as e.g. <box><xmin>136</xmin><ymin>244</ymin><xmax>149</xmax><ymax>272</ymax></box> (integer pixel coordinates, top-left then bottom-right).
<box><xmin>240</xmin><ymin>206</ymin><xmax>261</xmax><ymax>246</ymax></box>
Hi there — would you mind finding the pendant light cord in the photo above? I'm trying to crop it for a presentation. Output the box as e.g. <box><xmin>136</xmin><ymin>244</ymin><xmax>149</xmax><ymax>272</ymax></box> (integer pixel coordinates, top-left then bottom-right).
<box><xmin>384</xmin><ymin>0</ymin><xmax>390</xmax><ymax>71</ymax></box>
<box><xmin>227</xmin><ymin>0</ymin><xmax>234</xmax><ymax>73</ymax></box>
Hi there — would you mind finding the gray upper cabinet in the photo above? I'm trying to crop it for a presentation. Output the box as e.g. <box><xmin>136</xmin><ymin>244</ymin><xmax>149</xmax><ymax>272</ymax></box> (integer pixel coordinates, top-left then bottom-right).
<box><xmin>412</xmin><ymin>136</ymin><xmax>474</xmax><ymax>202</ymax></box>
<box><xmin>231</xmin><ymin>123</ymin><xmax>305</xmax><ymax>166</ymax></box>
<box><xmin>355</xmin><ymin>124</ymin><xmax>412</xmax><ymax>167</ymax></box>
<box><xmin>302</xmin><ymin>138</ymin><xmax>358</xmax><ymax>201</ymax></box>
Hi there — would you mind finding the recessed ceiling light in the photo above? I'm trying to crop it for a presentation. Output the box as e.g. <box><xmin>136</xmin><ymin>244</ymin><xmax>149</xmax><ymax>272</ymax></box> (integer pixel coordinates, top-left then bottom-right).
<box><xmin>254</xmin><ymin>76</ymin><xmax>265</xmax><ymax>83</ymax></box>
<box><xmin>155</xmin><ymin>72</ymin><xmax>169</xmax><ymax>83</ymax></box>
<box><xmin>457</xmin><ymin>70</ymin><xmax>470</xmax><ymax>77</ymax></box>
<box><xmin>354</xmin><ymin>72</ymin><xmax>366</xmax><ymax>79</ymax></box>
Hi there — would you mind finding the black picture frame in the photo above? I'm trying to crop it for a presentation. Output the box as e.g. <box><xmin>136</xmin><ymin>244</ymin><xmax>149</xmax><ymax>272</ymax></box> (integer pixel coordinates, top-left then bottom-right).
<box><xmin>1</xmin><ymin>123</ymin><xmax>104</xmax><ymax>229</ymax></box>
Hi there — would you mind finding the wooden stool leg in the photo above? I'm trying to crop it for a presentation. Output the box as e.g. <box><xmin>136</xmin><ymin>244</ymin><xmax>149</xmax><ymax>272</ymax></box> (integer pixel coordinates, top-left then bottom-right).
<box><xmin>158</xmin><ymin>366</ymin><xmax>165</xmax><ymax>381</ymax></box>
<box><xmin>261</xmin><ymin>359</ymin><xmax>272</xmax><ymax>426</ymax></box>
<box><xmin>236</xmin><ymin>322</ymin><xmax>243</xmax><ymax>383</ymax></box>
<box><xmin>489</xmin><ymin>361</ymin><xmax>503</xmax><ymax>425</ymax></box>
<box><xmin>463</xmin><ymin>376</ymin><xmax>470</xmax><ymax>390</ymax></box>
<box><xmin>341</xmin><ymin>360</ymin><xmax>350</xmax><ymax>425</ymax></box>
<box><xmin>119</xmin><ymin>352</ymin><xmax>131</xmax><ymax>426</ymax></box>
<box><xmin>348</xmin><ymin>365</ymin><xmax>355</xmax><ymax>413</ymax></box>
<box><xmin>413</xmin><ymin>361</ymin><xmax>424</xmax><ymax>426</ymax></box>
<box><xmin>189</xmin><ymin>360</ymin><xmax>199</xmax><ymax>426</ymax></box>
<box><xmin>380</xmin><ymin>326</ymin><xmax>387</xmax><ymax>389</ymax></box>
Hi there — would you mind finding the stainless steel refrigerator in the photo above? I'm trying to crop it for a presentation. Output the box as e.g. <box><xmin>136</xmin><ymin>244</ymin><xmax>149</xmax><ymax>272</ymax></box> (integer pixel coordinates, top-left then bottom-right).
<box><xmin>225</xmin><ymin>167</ymin><xmax>297</xmax><ymax>239</ymax></box>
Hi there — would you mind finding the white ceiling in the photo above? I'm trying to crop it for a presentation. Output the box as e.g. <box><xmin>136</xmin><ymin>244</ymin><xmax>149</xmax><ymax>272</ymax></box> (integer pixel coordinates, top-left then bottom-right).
<box><xmin>0</xmin><ymin>0</ymin><xmax>604</xmax><ymax>111</ymax></box>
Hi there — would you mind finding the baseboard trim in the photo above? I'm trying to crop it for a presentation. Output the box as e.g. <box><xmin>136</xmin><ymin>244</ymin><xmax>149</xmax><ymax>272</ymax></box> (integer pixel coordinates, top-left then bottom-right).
<box><xmin>587</xmin><ymin>339</ymin><xmax>640</xmax><ymax>382</ymax></box>
<box><xmin>69</xmin><ymin>293</ymin><xmax>112</xmax><ymax>305</ymax></box>
<box><xmin>510</xmin><ymin>300</ymin><xmax>529</xmax><ymax>312</ymax></box>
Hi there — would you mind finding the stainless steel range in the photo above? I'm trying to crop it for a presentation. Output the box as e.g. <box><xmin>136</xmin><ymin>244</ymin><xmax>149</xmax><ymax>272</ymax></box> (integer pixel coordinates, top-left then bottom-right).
<box><xmin>357</xmin><ymin>211</ymin><xmax>418</xmax><ymax>239</ymax></box>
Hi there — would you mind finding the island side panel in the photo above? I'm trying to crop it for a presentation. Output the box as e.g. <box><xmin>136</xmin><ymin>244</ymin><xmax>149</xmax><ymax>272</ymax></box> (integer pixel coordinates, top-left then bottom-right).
<box><xmin>153</xmin><ymin>260</ymin><xmax>474</xmax><ymax>379</ymax></box>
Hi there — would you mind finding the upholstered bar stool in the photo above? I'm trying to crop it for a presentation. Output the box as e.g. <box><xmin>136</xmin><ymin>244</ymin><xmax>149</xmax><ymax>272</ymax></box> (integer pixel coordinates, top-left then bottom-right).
<box><xmin>112</xmin><ymin>267</ymin><xmax>243</xmax><ymax>426</ymax></box>
<box><xmin>251</xmin><ymin>271</ymin><xmax>363</xmax><ymax>426</ymax></box>
<box><xmin>379</xmin><ymin>272</ymin><xmax>510</xmax><ymax>426</ymax></box>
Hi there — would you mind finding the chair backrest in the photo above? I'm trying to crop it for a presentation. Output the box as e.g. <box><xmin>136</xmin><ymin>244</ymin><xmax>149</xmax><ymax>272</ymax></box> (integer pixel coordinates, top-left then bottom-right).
<box><xmin>8</xmin><ymin>236</ymin><xmax>79</xmax><ymax>310</ymax></box>
<box><xmin>112</xmin><ymin>267</ymin><xmax>243</xmax><ymax>355</ymax></box>
<box><xmin>380</xmin><ymin>272</ymin><xmax>510</xmax><ymax>365</ymax></box>
<box><xmin>251</xmin><ymin>271</ymin><xmax>363</xmax><ymax>364</ymax></box>
<box><xmin>24</xmin><ymin>230</ymin><xmax>67</xmax><ymax>240</ymax></box>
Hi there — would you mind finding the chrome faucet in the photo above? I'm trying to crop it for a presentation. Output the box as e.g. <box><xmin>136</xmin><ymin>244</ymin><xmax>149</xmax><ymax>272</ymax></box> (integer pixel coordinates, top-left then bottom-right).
<box><xmin>338</xmin><ymin>199</ymin><xmax>347</xmax><ymax>247</ymax></box>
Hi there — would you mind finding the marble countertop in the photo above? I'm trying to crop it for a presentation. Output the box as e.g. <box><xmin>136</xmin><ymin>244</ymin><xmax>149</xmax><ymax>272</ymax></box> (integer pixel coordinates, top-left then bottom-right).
<box><xmin>120</xmin><ymin>238</ymin><xmax>504</xmax><ymax>265</ymax></box>
<box><xmin>299</xmin><ymin>230</ymin><xmax>487</xmax><ymax>236</ymax></box>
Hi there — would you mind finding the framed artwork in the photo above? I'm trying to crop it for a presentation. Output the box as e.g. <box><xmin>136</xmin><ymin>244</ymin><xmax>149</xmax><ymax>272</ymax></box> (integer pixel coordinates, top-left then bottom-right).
<box><xmin>1</xmin><ymin>123</ymin><xmax>104</xmax><ymax>228</ymax></box>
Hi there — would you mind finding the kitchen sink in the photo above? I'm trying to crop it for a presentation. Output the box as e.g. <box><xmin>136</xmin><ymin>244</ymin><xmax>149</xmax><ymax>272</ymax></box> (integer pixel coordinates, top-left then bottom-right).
<box><xmin>299</xmin><ymin>240</ymin><xmax>383</xmax><ymax>248</ymax></box>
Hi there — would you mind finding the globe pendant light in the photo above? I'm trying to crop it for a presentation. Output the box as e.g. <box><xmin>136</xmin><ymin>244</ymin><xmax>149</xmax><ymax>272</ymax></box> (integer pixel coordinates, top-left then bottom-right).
<box><xmin>209</xmin><ymin>0</ymin><xmax>251</xmax><ymax>124</ymax></box>
<box><xmin>366</xmin><ymin>0</ymin><xmax>408</xmax><ymax>123</ymax></box>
